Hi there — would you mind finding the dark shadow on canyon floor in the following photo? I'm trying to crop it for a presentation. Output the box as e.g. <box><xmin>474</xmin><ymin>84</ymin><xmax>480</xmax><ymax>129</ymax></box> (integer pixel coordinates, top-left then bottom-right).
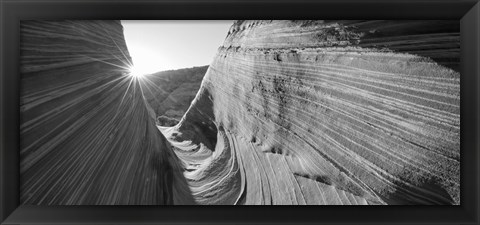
<box><xmin>384</xmin><ymin>177</ymin><xmax>455</xmax><ymax>205</ymax></box>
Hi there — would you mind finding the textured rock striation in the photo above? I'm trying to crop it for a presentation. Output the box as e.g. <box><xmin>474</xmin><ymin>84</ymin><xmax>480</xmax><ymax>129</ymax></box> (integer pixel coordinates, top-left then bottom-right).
<box><xmin>20</xmin><ymin>20</ymin><xmax>460</xmax><ymax>205</ymax></box>
<box><xmin>20</xmin><ymin>20</ymin><xmax>193</xmax><ymax>205</ymax></box>
<box><xmin>166</xmin><ymin>20</ymin><xmax>460</xmax><ymax>205</ymax></box>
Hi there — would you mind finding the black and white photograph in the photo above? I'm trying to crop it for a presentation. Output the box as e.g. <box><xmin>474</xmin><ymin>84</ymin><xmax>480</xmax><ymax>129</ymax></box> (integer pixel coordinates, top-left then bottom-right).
<box><xmin>20</xmin><ymin>20</ymin><xmax>460</xmax><ymax>205</ymax></box>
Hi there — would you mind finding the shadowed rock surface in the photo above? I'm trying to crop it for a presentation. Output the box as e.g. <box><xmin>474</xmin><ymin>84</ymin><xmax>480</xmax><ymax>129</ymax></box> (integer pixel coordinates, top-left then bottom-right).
<box><xmin>20</xmin><ymin>20</ymin><xmax>194</xmax><ymax>205</ymax></box>
<box><xmin>20</xmin><ymin>20</ymin><xmax>459</xmax><ymax>205</ymax></box>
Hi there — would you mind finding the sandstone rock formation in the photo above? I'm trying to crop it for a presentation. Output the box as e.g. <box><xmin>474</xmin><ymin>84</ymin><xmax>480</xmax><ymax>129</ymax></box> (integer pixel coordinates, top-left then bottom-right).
<box><xmin>166</xmin><ymin>20</ymin><xmax>460</xmax><ymax>205</ymax></box>
<box><xmin>20</xmin><ymin>20</ymin><xmax>460</xmax><ymax>205</ymax></box>
<box><xmin>20</xmin><ymin>20</ymin><xmax>193</xmax><ymax>205</ymax></box>
<box><xmin>142</xmin><ymin>66</ymin><xmax>207</xmax><ymax>126</ymax></box>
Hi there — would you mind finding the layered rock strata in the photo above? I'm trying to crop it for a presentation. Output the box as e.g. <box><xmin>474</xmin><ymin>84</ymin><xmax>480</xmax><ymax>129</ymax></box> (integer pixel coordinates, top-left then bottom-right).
<box><xmin>20</xmin><ymin>20</ymin><xmax>193</xmax><ymax>205</ymax></box>
<box><xmin>167</xmin><ymin>20</ymin><xmax>460</xmax><ymax>205</ymax></box>
<box><xmin>20</xmin><ymin>20</ymin><xmax>460</xmax><ymax>205</ymax></box>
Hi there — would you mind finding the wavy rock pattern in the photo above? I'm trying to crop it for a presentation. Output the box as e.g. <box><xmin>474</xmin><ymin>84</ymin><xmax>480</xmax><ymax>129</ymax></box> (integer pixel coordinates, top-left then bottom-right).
<box><xmin>20</xmin><ymin>20</ymin><xmax>193</xmax><ymax>205</ymax></box>
<box><xmin>20</xmin><ymin>20</ymin><xmax>460</xmax><ymax>205</ymax></box>
<box><xmin>167</xmin><ymin>20</ymin><xmax>460</xmax><ymax>205</ymax></box>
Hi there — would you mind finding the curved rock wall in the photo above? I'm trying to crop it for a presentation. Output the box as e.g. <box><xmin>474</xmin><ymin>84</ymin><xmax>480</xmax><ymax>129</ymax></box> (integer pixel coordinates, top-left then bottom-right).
<box><xmin>20</xmin><ymin>20</ymin><xmax>193</xmax><ymax>205</ymax></box>
<box><xmin>20</xmin><ymin>20</ymin><xmax>460</xmax><ymax>205</ymax></box>
<box><xmin>169</xmin><ymin>20</ymin><xmax>460</xmax><ymax>205</ymax></box>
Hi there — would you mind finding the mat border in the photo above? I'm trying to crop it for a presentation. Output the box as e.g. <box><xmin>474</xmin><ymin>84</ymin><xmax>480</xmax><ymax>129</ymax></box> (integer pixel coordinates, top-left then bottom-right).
<box><xmin>1</xmin><ymin>0</ymin><xmax>479</xmax><ymax>224</ymax></box>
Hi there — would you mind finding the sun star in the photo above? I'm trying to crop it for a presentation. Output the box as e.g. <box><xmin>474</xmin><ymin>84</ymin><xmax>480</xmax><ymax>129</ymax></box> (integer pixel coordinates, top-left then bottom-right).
<box><xmin>129</xmin><ymin>66</ymin><xmax>147</xmax><ymax>78</ymax></box>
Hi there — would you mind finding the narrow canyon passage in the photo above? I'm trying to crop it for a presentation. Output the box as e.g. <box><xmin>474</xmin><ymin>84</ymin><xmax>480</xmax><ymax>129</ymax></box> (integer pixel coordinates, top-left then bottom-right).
<box><xmin>20</xmin><ymin>20</ymin><xmax>460</xmax><ymax>205</ymax></box>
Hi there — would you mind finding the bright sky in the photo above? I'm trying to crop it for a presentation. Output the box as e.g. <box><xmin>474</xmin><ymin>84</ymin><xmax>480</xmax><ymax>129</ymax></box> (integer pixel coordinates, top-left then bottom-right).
<box><xmin>121</xmin><ymin>20</ymin><xmax>233</xmax><ymax>75</ymax></box>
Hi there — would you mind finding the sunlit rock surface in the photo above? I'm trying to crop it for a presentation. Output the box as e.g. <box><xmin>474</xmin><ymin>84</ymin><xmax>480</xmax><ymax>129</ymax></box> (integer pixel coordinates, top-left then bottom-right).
<box><xmin>142</xmin><ymin>66</ymin><xmax>208</xmax><ymax>126</ymax></box>
<box><xmin>20</xmin><ymin>20</ymin><xmax>193</xmax><ymax>205</ymax></box>
<box><xmin>165</xmin><ymin>20</ymin><xmax>460</xmax><ymax>205</ymax></box>
<box><xmin>20</xmin><ymin>20</ymin><xmax>459</xmax><ymax>205</ymax></box>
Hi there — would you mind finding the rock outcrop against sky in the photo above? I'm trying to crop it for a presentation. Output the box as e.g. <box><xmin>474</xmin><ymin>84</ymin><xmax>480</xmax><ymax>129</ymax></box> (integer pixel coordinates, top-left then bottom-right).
<box><xmin>166</xmin><ymin>20</ymin><xmax>460</xmax><ymax>205</ymax></box>
<box><xmin>20</xmin><ymin>20</ymin><xmax>193</xmax><ymax>205</ymax></box>
<box><xmin>142</xmin><ymin>66</ymin><xmax>208</xmax><ymax>126</ymax></box>
<box><xmin>20</xmin><ymin>20</ymin><xmax>459</xmax><ymax>205</ymax></box>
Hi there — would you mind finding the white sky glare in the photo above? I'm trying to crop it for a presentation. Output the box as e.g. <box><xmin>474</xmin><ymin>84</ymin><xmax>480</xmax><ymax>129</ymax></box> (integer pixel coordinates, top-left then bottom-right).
<box><xmin>121</xmin><ymin>20</ymin><xmax>234</xmax><ymax>74</ymax></box>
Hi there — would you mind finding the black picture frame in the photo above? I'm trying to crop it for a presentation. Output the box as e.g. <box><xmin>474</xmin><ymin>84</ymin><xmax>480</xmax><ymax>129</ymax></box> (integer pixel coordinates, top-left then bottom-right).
<box><xmin>1</xmin><ymin>0</ymin><xmax>479</xmax><ymax>224</ymax></box>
